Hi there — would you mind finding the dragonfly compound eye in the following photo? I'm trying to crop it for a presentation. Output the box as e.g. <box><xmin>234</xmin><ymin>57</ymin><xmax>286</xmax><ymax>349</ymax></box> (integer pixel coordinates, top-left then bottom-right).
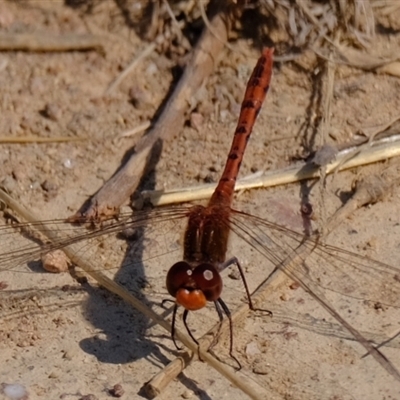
<box><xmin>192</xmin><ymin>264</ymin><xmax>223</xmax><ymax>302</ymax></box>
<box><xmin>166</xmin><ymin>261</ymin><xmax>193</xmax><ymax>297</ymax></box>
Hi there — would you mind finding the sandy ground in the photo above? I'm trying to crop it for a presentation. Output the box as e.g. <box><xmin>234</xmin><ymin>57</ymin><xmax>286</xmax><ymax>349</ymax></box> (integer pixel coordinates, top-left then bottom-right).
<box><xmin>1</xmin><ymin>2</ymin><xmax>400</xmax><ymax>400</ymax></box>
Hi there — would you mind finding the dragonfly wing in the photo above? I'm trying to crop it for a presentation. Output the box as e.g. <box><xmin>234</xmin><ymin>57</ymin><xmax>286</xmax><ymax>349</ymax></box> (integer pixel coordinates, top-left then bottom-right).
<box><xmin>230</xmin><ymin>209</ymin><xmax>400</xmax><ymax>381</ymax></box>
<box><xmin>0</xmin><ymin>206</ymin><xmax>190</xmax><ymax>275</ymax></box>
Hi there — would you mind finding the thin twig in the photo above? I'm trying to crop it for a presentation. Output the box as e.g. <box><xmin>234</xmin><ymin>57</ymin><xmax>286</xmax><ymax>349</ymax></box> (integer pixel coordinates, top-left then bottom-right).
<box><xmin>198</xmin><ymin>0</ymin><xmax>237</xmax><ymax>53</ymax></box>
<box><xmin>334</xmin><ymin>114</ymin><xmax>400</xmax><ymax>171</ymax></box>
<box><xmin>0</xmin><ymin>136</ymin><xmax>86</xmax><ymax>144</ymax></box>
<box><xmin>0</xmin><ymin>32</ymin><xmax>103</xmax><ymax>52</ymax></box>
<box><xmin>133</xmin><ymin>136</ymin><xmax>400</xmax><ymax>208</ymax></box>
<box><xmin>73</xmin><ymin>1</ymin><xmax>235</xmax><ymax>221</ymax></box>
<box><xmin>105</xmin><ymin>43</ymin><xmax>156</xmax><ymax>95</ymax></box>
<box><xmin>315</xmin><ymin>49</ymin><xmax>337</xmax><ymax>228</ymax></box>
<box><xmin>117</xmin><ymin>121</ymin><xmax>151</xmax><ymax>139</ymax></box>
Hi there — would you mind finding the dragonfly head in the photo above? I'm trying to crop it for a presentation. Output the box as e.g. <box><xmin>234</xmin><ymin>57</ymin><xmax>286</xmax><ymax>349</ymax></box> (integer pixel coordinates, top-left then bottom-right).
<box><xmin>166</xmin><ymin>261</ymin><xmax>223</xmax><ymax>311</ymax></box>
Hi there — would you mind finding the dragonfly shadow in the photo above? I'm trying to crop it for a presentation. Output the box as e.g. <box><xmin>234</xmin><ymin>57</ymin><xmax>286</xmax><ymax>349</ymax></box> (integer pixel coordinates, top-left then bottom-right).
<box><xmin>76</xmin><ymin>229</ymin><xmax>157</xmax><ymax>365</ymax></box>
<box><xmin>78</xmin><ymin>281</ymin><xmax>159</xmax><ymax>364</ymax></box>
<box><xmin>26</xmin><ymin>260</ymin><xmax>46</xmax><ymax>273</ymax></box>
<box><xmin>76</xmin><ymin>147</ymin><xmax>174</xmax><ymax>367</ymax></box>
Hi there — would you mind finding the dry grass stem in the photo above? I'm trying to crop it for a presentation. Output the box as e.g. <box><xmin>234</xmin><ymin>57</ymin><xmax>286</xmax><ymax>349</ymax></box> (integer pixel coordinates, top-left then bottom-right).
<box><xmin>134</xmin><ymin>136</ymin><xmax>400</xmax><ymax>208</ymax></box>
<box><xmin>117</xmin><ymin>121</ymin><xmax>152</xmax><ymax>139</ymax></box>
<box><xmin>313</xmin><ymin>43</ymin><xmax>399</xmax><ymax>70</ymax></box>
<box><xmin>105</xmin><ymin>43</ymin><xmax>156</xmax><ymax>95</ymax></box>
<box><xmin>0</xmin><ymin>32</ymin><xmax>103</xmax><ymax>52</ymax></box>
<box><xmin>314</xmin><ymin>49</ymin><xmax>337</xmax><ymax>226</ymax></box>
<box><xmin>377</xmin><ymin>61</ymin><xmax>400</xmax><ymax>77</ymax></box>
<box><xmin>333</xmin><ymin>115</ymin><xmax>400</xmax><ymax>172</ymax></box>
<box><xmin>0</xmin><ymin>136</ymin><xmax>86</xmax><ymax>144</ymax></box>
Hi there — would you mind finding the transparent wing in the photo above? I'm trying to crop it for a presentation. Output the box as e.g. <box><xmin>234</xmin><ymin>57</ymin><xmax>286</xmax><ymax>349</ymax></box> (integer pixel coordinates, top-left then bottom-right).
<box><xmin>2</xmin><ymin>202</ymin><xmax>400</xmax><ymax>395</ymax></box>
<box><xmin>0</xmin><ymin>206</ymin><xmax>191</xmax><ymax>275</ymax></box>
<box><xmin>230</xmin><ymin>209</ymin><xmax>400</xmax><ymax>309</ymax></box>
<box><xmin>230</xmin><ymin>208</ymin><xmax>400</xmax><ymax>380</ymax></box>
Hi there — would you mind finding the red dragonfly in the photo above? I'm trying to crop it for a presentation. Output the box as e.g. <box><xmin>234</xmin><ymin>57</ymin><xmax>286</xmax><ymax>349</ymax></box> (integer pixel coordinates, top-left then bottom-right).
<box><xmin>1</xmin><ymin>48</ymin><xmax>400</xmax><ymax>387</ymax></box>
<box><xmin>165</xmin><ymin>49</ymin><xmax>274</xmax><ymax>361</ymax></box>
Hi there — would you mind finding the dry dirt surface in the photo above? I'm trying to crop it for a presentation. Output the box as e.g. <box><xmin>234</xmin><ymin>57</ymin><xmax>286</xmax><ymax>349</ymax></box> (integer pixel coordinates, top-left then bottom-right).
<box><xmin>1</xmin><ymin>1</ymin><xmax>400</xmax><ymax>400</ymax></box>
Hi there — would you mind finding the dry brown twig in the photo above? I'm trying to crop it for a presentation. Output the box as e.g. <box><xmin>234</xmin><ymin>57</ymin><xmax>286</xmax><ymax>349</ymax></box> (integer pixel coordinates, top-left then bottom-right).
<box><xmin>0</xmin><ymin>32</ymin><xmax>103</xmax><ymax>52</ymax></box>
<box><xmin>0</xmin><ymin>136</ymin><xmax>86</xmax><ymax>144</ymax></box>
<box><xmin>309</xmin><ymin>46</ymin><xmax>337</xmax><ymax>228</ymax></box>
<box><xmin>73</xmin><ymin>0</ymin><xmax>236</xmax><ymax>221</ymax></box>
<box><xmin>313</xmin><ymin>44</ymin><xmax>399</xmax><ymax>71</ymax></box>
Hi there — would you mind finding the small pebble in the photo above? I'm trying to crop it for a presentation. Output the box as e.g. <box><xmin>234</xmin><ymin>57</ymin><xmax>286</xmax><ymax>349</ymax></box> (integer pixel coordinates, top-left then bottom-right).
<box><xmin>41</xmin><ymin>180</ymin><xmax>58</xmax><ymax>194</ymax></box>
<box><xmin>181</xmin><ymin>389</ymin><xmax>194</xmax><ymax>399</ymax></box>
<box><xmin>228</xmin><ymin>269</ymin><xmax>240</xmax><ymax>280</ymax></box>
<box><xmin>62</xmin><ymin>349</ymin><xmax>76</xmax><ymax>361</ymax></box>
<box><xmin>1</xmin><ymin>383</ymin><xmax>29</xmax><ymax>400</ymax></box>
<box><xmin>1</xmin><ymin>176</ymin><xmax>17</xmax><ymax>194</ymax></box>
<box><xmin>245</xmin><ymin>341</ymin><xmax>261</xmax><ymax>357</ymax></box>
<box><xmin>48</xmin><ymin>371</ymin><xmax>60</xmax><ymax>379</ymax></box>
<box><xmin>109</xmin><ymin>384</ymin><xmax>124</xmax><ymax>398</ymax></box>
<box><xmin>63</xmin><ymin>158</ymin><xmax>73</xmax><ymax>169</ymax></box>
<box><xmin>280</xmin><ymin>293</ymin><xmax>289</xmax><ymax>301</ymax></box>
<box><xmin>189</xmin><ymin>112</ymin><xmax>204</xmax><ymax>131</ymax></box>
<box><xmin>43</xmin><ymin>103</ymin><xmax>62</xmax><ymax>121</ymax></box>
<box><xmin>41</xmin><ymin>250</ymin><xmax>69</xmax><ymax>273</ymax></box>
<box><xmin>11</xmin><ymin>166</ymin><xmax>27</xmax><ymax>182</ymax></box>
<box><xmin>29</xmin><ymin>181</ymin><xmax>40</xmax><ymax>190</ymax></box>
<box><xmin>252</xmin><ymin>358</ymin><xmax>269</xmax><ymax>375</ymax></box>
<box><xmin>146</xmin><ymin>62</ymin><xmax>158</xmax><ymax>75</ymax></box>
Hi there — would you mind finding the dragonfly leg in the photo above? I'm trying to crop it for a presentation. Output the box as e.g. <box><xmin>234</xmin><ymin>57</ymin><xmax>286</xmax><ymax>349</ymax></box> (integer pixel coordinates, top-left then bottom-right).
<box><xmin>170</xmin><ymin>303</ymin><xmax>183</xmax><ymax>351</ymax></box>
<box><xmin>208</xmin><ymin>300</ymin><xmax>225</xmax><ymax>350</ymax></box>
<box><xmin>219</xmin><ymin>256</ymin><xmax>255</xmax><ymax>310</ymax></box>
<box><xmin>219</xmin><ymin>256</ymin><xmax>273</xmax><ymax>317</ymax></box>
<box><xmin>182</xmin><ymin>309</ymin><xmax>199</xmax><ymax>345</ymax></box>
<box><xmin>182</xmin><ymin>309</ymin><xmax>207</xmax><ymax>362</ymax></box>
<box><xmin>215</xmin><ymin>298</ymin><xmax>241</xmax><ymax>370</ymax></box>
<box><xmin>161</xmin><ymin>298</ymin><xmax>175</xmax><ymax>308</ymax></box>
